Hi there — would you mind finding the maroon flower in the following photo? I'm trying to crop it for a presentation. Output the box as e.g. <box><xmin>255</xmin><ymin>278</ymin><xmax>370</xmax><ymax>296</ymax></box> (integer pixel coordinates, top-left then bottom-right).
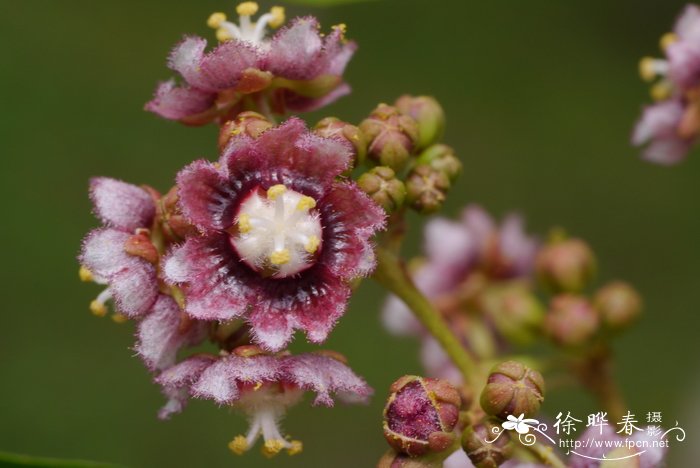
<box><xmin>145</xmin><ymin>3</ymin><xmax>356</xmax><ymax>124</ymax></box>
<box><xmin>156</xmin><ymin>347</ymin><xmax>372</xmax><ymax>456</ymax></box>
<box><xmin>164</xmin><ymin>118</ymin><xmax>384</xmax><ymax>351</ymax></box>
<box><xmin>79</xmin><ymin>178</ymin><xmax>160</xmax><ymax>318</ymax></box>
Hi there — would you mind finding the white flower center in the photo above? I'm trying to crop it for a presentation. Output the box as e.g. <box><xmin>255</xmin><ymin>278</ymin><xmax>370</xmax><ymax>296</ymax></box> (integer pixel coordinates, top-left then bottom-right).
<box><xmin>207</xmin><ymin>2</ymin><xmax>285</xmax><ymax>49</ymax></box>
<box><xmin>230</xmin><ymin>185</ymin><xmax>322</xmax><ymax>278</ymax></box>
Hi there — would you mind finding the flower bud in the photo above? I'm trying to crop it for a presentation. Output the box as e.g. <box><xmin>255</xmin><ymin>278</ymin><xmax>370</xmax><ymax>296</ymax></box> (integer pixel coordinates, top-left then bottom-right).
<box><xmin>357</xmin><ymin>166</ymin><xmax>406</xmax><ymax>213</ymax></box>
<box><xmin>594</xmin><ymin>281</ymin><xmax>642</xmax><ymax>330</ymax></box>
<box><xmin>545</xmin><ymin>294</ymin><xmax>599</xmax><ymax>347</ymax></box>
<box><xmin>395</xmin><ymin>95</ymin><xmax>445</xmax><ymax>150</ymax></box>
<box><xmin>535</xmin><ymin>238</ymin><xmax>596</xmax><ymax>293</ymax></box>
<box><xmin>405</xmin><ymin>165</ymin><xmax>451</xmax><ymax>214</ymax></box>
<box><xmin>482</xmin><ymin>284</ymin><xmax>545</xmax><ymax>346</ymax></box>
<box><xmin>416</xmin><ymin>144</ymin><xmax>462</xmax><ymax>182</ymax></box>
<box><xmin>383</xmin><ymin>375</ymin><xmax>461</xmax><ymax>457</ymax></box>
<box><xmin>461</xmin><ymin>418</ymin><xmax>513</xmax><ymax>468</ymax></box>
<box><xmin>360</xmin><ymin>104</ymin><xmax>419</xmax><ymax>171</ymax></box>
<box><xmin>480</xmin><ymin>361</ymin><xmax>544</xmax><ymax>420</ymax></box>
<box><xmin>314</xmin><ymin>117</ymin><xmax>367</xmax><ymax>168</ymax></box>
<box><xmin>218</xmin><ymin>111</ymin><xmax>273</xmax><ymax>151</ymax></box>
<box><xmin>160</xmin><ymin>186</ymin><xmax>198</xmax><ymax>241</ymax></box>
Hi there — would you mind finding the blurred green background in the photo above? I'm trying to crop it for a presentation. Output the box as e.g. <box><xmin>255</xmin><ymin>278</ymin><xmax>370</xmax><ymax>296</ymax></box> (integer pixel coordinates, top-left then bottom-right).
<box><xmin>2</xmin><ymin>0</ymin><xmax>699</xmax><ymax>466</ymax></box>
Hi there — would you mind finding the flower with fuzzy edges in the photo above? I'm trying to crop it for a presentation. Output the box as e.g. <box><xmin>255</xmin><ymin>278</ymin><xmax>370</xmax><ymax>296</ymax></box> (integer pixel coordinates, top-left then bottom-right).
<box><xmin>164</xmin><ymin>118</ymin><xmax>385</xmax><ymax>351</ymax></box>
<box><xmin>79</xmin><ymin>178</ymin><xmax>161</xmax><ymax>319</ymax></box>
<box><xmin>145</xmin><ymin>2</ymin><xmax>356</xmax><ymax>124</ymax></box>
<box><xmin>156</xmin><ymin>346</ymin><xmax>372</xmax><ymax>457</ymax></box>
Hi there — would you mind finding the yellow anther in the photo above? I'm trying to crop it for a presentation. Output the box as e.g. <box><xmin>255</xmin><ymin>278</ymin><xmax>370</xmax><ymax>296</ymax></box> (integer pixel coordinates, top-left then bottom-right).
<box><xmin>238</xmin><ymin>213</ymin><xmax>252</xmax><ymax>233</ymax></box>
<box><xmin>639</xmin><ymin>57</ymin><xmax>658</xmax><ymax>82</ymax></box>
<box><xmin>111</xmin><ymin>313</ymin><xmax>128</xmax><ymax>324</ymax></box>
<box><xmin>334</xmin><ymin>23</ymin><xmax>347</xmax><ymax>34</ymax></box>
<box><xmin>305</xmin><ymin>235</ymin><xmax>320</xmax><ymax>254</ymax></box>
<box><xmin>269</xmin><ymin>6</ymin><xmax>286</xmax><ymax>28</ymax></box>
<box><xmin>296</xmin><ymin>195</ymin><xmax>316</xmax><ymax>211</ymax></box>
<box><xmin>79</xmin><ymin>265</ymin><xmax>94</xmax><ymax>282</ymax></box>
<box><xmin>228</xmin><ymin>435</ymin><xmax>249</xmax><ymax>455</ymax></box>
<box><xmin>287</xmin><ymin>440</ymin><xmax>303</xmax><ymax>456</ymax></box>
<box><xmin>261</xmin><ymin>439</ymin><xmax>285</xmax><ymax>458</ymax></box>
<box><xmin>253</xmin><ymin>381</ymin><xmax>263</xmax><ymax>391</ymax></box>
<box><xmin>90</xmin><ymin>300</ymin><xmax>107</xmax><ymax>317</ymax></box>
<box><xmin>216</xmin><ymin>28</ymin><xmax>234</xmax><ymax>42</ymax></box>
<box><xmin>267</xmin><ymin>184</ymin><xmax>287</xmax><ymax>200</ymax></box>
<box><xmin>270</xmin><ymin>249</ymin><xmax>290</xmax><ymax>265</ymax></box>
<box><xmin>650</xmin><ymin>81</ymin><xmax>673</xmax><ymax>101</ymax></box>
<box><xmin>660</xmin><ymin>32</ymin><xmax>678</xmax><ymax>51</ymax></box>
<box><xmin>237</xmin><ymin>1</ymin><xmax>259</xmax><ymax>16</ymax></box>
<box><xmin>207</xmin><ymin>12</ymin><xmax>227</xmax><ymax>29</ymax></box>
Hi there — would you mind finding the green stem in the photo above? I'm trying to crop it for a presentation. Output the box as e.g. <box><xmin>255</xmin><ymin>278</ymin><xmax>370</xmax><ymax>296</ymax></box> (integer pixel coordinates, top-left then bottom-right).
<box><xmin>525</xmin><ymin>441</ymin><xmax>568</xmax><ymax>468</ymax></box>
<box><xmin>373</xmin><ymin>246</ymin><xmax>479</xmax><ymax>388</ymax></box>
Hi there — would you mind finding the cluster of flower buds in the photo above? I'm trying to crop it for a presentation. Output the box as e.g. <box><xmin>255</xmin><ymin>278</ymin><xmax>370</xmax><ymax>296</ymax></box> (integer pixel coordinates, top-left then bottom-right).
<box><xmin>633</xmin><ymin>4</ymin><xmax>700</xmax><ymax>164</ymax></box>
<box><xmin>79</xmin><ymin>2</ymin><xmax>406</xmax><ymax>457</ymax></box>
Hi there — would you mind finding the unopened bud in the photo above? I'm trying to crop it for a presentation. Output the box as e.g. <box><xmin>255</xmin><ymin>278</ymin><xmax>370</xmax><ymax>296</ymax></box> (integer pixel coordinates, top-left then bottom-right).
<box><xmin>482</xmin><ymin>284</ymin><xmax>545</xmax><ymax>346</ymax></box>
<box><xmin>406</xmin><ymin>165</ymin><xmax>450</xmax><ymax>214</ymax></box>
<box><xmin>124</xmin><ymin>233</ymin><xmax>159</xmax><ymax>264</ymax></box>
<box><xmin>357</xmin><ymin>166</ymin><xmax>406</xmax><ymax>213</ymax></box>
<box><xmin>218</xmin><ymin>111</ymin><xmax>273</xmax><ymax>150</ymax></box>
<box><xmin>360</xmin><ymin>104</ymin><xmax>419</xmax><ymax>171</ymax></box>
<box><xmin>383</xmin><ymin>376</ymin><xmax>461</xmax><ymax>457</ymax></box>
<box><xmin>314</xmin><ymin>117</ymin><xmax>367</xmax><ymax>168</ymax></box>
<box><xmin>160</xmin><ymin>186</ymin><xmax>198</xmax><ymax>241</ymax></box>
<box><xmin>545</xmin><ymin>294</ymin><xmax>599</xmax><ymax>347</ymax></box>
<box><xmin>462</xmin><ymin>419</ymin><xmax>513</xmax><ymax>468</ymax></box>
<box><xmin>535</xmin><ymin>237</ymin><xmax>596</xmax><ymax>293</ymax></box>
<box><xmin>416</xmin><ymin>144</ymin><xmax>461</xmax><ymax>182</ymax></box>
<box><xmin>395</xmin><ymin>95</ymin><xmax>445</xmax><ymax>150</ymax></box>
<box><xmin>480</xmin><ymin>361</ymin><xmax>545</xmax><ymax>420</ymax></box>
<box><xmin>594</xmin><ymin>281</ymin><xmax>642</xmax><ymax>330</ymax></box>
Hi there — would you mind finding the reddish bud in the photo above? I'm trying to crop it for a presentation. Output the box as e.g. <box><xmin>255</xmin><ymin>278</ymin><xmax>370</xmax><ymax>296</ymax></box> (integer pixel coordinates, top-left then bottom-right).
<box><xmin>594</xmin><ymin>281</ymin><xmax>642</xmax><ymax>330</ymax></box>
<box><xmin>360</xmin><ymin>104</ymin><xmax>419</xmax><ymax>171</ymax></box>
<box><xmin>480</xmin><ymin>361</ymin><xmax>545</xmax><ymax>419</ymax></box>
<box><xmin>535</xmin><ymin>238</ymin><xmax>596</xmax><ymax>293</ymax></box>
<box><xmin>124</xmin><ymin>233</ymin><xmax>159</xmax><ymax>264</ymax></box>
<box><xmin>462</xmin><ymin>418</ymin><xmax>513</xmax><ymax>468</ymax></box>
<box><xmin>314</xmin><ymin>117</ymin><xmax>367</xmax><ymax>168</ymax></box>
<box><xmin>545</xmin><ymin>294</ymin><xmax>600</xmax><ymax>347</ymax></box>
<box><xmin>218</xmin><ymin>111</ymin><xmax>273</xmax><ymax>151</ymax></box>
<box><xmin>159</xmin><ymin>186</ymin><xmax>198</xmax><ymax>241</ymax></box>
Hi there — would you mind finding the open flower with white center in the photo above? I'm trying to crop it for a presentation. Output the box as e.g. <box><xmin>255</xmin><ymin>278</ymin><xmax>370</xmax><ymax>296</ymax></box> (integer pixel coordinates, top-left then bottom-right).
<box><xmin>145</xmin><ymin>2</ymin><xmax>357</xmax><ymax>124</ymax></box>
<box><xmin>164</xmin><ymin>118</ymin><xmax>385</xmax><ymax>351</ymax></box>
<box><xmin>155</xmin><ymin>346</ymin><xmax>372</xmax><ymax>457</ymax></box>
<box><xmin>78</xmin><ymin>177</ymin><xmax>160</xmax><ymax>319</ymax></box>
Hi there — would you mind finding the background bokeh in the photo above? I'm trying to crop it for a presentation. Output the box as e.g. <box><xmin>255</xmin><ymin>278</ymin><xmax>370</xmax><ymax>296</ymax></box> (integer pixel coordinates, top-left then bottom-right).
<box><xmin>2</xmin><ymin>0</ymin><xmax>699</xmax><ymax>466</ymax></box>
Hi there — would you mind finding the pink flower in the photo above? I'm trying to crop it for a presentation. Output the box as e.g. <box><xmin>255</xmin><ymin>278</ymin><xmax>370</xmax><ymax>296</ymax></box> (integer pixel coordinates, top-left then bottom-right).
<box><xmin>156</xmin><ymin>348</ymin><xmax>371</xmax><ymax>456</ymax></box>
<box><xmin>632</xmin><ymin>99</ymin><xmax>692</xmax><ymax>165</ymax></box>
<box><xmin>164</xmin><ymin>118</ymin><xmax>385</xmax><ymax>351</ymax></box>
<box><xmin>145</xmin><ymin>3</ymin><xmax>356</xmax><ymax>124</ymax></box>
<box><xmin>79</xmin><ymin>178</ymin><xmax>160</xmax><ymax>318</ymax></box>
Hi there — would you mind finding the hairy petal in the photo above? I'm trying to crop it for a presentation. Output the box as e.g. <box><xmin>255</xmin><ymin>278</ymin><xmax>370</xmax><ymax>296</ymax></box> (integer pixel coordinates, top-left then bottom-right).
<box><xmin>89</xmin><ymin>177</ymin><xmax>155</xmax><ymax>231</ymax></box>
<box><xmin>144</xmin><ymin>80</ymin><xmax>215</xmax><ymax>120</ymax></box>
<box><xmin>176</xmin><ymin>160</ymin><xmax>234</xmax><ymax>231</ymax></box>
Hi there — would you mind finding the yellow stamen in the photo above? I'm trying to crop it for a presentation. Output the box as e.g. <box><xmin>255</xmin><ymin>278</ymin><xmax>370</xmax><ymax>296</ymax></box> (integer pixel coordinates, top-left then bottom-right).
<box><xmin>238</xmin><ymin>213</ymin><xmax>252</xmax><ymax>233</ymax></box>
<box><xmin>261</xmin><ymin>439</ymin><xmax>285</xmax><ymax>458</ymax></box>
<box><xmin>228</xmin><ymin>435</ymin><xmax>249</xmax><ymax>455</ymax></box>
<box><xmin>90</xmin><ymin>300</ymin><xmax>107</xmax><ymax>317</ymax></box>
<box><xmin>660</xmin><ymin>32</ymin><xmax>678</xmax><ymax>51</ymax></box>
<box><xmin>267</xmin><ymin>184</ymin><xmax>287</xmax><ymax>200</ymax></box>
<box><xmin>269</xmin><ymin>6</ymin><xmax>286</xmax><ymax>28</ymax></box>
<box><xmin>651</xmin><ymin>81</ymin><xmax>673</xmax><ymax>101</ymax></box>
<box><xmin>216</xmin><ymin>28</ymin><xmax>234</xmax><ymax>42</ymax></box>
<box><xmin>111</xmin><ymin>313</ymin><xmax>128</xmax><ymax>324</ymax></box>
<box><xmin>237</xmin><ymin>1</ymin><xmax>259</xmax><ymax>17</ymax></box>
<box><xmin>305</xmin><ymin>235</ymin><xmax>320</xmax><ymax>254</ymax></box>
<box><xmin>334</xmin><ymin>23</ymin><xmax>347</xmax><ymax>35</ymax></box>
<box><xmin>287</xmin><ymin>440</ymin><xmax>303</xmax><ymax>456</ymax></box>
<box><xmin>639</xmin><ymin>57</ymin><xmax>658</xmax><ymax>82</ymax></box>
<box><xmin>79</xmin><ymin>265</ymin><xmax>94</xmax><ymax>282</ymax></box>
<box><xmin>253</xmin><ymin>381</ymin><xmax>263</xmax><ymax>391</ymax></box>
<box><xmin>207</xmin><ymin>12</ymin><xmax>227</xmax><ymax>29</ymax></box>
<box><xmin>296</xmin><ymin>195</ymin><xmax>316</xmax><ymax>211</ymax></box>
<box><xmin>270</xmin><ymin>249</ymin><xmax>290</xmax><ymax>265</ymax></box>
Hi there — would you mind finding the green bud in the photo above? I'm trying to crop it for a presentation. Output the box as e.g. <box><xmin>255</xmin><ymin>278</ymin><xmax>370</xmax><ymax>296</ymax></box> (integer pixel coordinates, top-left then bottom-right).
<box><xmin>405</xmin><ymin>165</ymin><xmax>450</xmax><ymax>214</ymax></box>
<box><xmin>360</xmin><ymin>104</ymin><xmax>419</xmax><ymax>171</ymax></box>
<box><xmin>594</xmin><ymin>281</ymin><xmax>642</xmax><ymax>330</ymax></box>
<box><xmin>480</xmin><ymin>361</ymin><xmax>545</xmax><ymax>420</ymax></box>
<box><xmin>357</xmin><ymin>166</ymin><xmax>406</xmax><ymax>213</ymax></box>
<box><xmin>462</xmin><ymin>418</ymin><xmax>513</xmax><ymax>468</ymax></box>
<box><xmin>482</xmin><ymin>283</ymin><xmax>545</xmax><ymax>346</ymax></box>
<box><xmin>314</xmin><ymin>117</ymin><xmax>367</xmax><ymax>168</ymax></box>
<box><xmin>395</xmin><ymin>95</ymin><xmax>446</xmax><ymax>150</ymax></box>
<box><xmin>535</xmin><ymin>238</ymin><xmax>596</xmax><ymax>293</ymax></box>
<box><xmin>416</xmin><ymin>144</ymin><xmax>462</xmax><ymax>182</ymax></box>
